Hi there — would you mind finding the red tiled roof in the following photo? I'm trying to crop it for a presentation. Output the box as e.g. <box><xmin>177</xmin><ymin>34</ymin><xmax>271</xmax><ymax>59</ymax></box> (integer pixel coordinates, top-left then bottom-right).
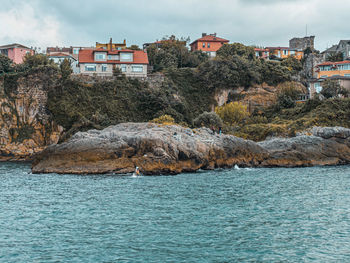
<box><xmin>317</xmin><ymin>60</ymin><xmax>350</xmax><ymax>67</ymax></box>
<box><xmin>79</xmin><ymin>49</ymin><xmax>149</xmax><ymax>64</ymax></box>
<box><xmin>254</xmin><ymin>48</ymin><xmax>269</xmax><ymax>51</ymax></box>
<box><xmin>48</xmin><ymin>52</ymin><xmax>72</xmax><ymax>57</ymax></box>
<box><xmin>190</xmin><ymin>35</ymin><xmax>229</xmax><ymax>45</ymax></box>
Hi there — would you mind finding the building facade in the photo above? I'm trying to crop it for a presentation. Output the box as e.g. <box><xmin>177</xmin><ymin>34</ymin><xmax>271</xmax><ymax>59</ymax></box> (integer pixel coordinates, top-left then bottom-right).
<box><xmin>48</xmin><ymin>53</ymin><xmax>80</xmax><ymax>74</ymax></box>
<box><xmin>96</xmin><ymin>38</ymin><xmax>127</xmax><ymax>50</ymax></box>
<box><xmin>78</xmin><ymin>48</ymin><xmax>149</xmax><ymax>77</ymax></box>
<box><xmin>315</xmin><ymin>60</ymin><xmax>350</xmax><ymax>78</ymax></box>
<box><xmin>267</xmin><ymin>47</ymin><xmax>304</xmax><ymax>60</ymax></box>
<box><xmin>322</xmin><ymin>40</ymin><xmax>350</xmax><ymax>61</ymax></box>
<box><xmin>309</xmin><ymin>76</ymin><xmax>350</xmax><ymax>98</ymax></box>
<box><xmin>190</xmin><ymin>33</ymin><xmax>229</xmax><ymax>57</ymax></box>
<box><xmin>0</xmin><ymin>43</ymin><xmax>34</xmax><ymax>64</ymax></box>
<box><xmin>254</xmin><ymin>48</ymin><xmax>270</xmax><ymax>59</ymax></box>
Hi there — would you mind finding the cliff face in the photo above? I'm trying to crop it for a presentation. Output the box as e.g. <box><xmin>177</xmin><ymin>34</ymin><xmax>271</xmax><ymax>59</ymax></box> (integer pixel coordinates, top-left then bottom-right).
<box><xmin>31</xmin><ymin>123</ymin><xmax>350</xmax><ymax>175</ymax></box>
<box><xmin>0</xmin><ymin>70</ymin><xmax>63</xmax><ymax>161</ymax></box>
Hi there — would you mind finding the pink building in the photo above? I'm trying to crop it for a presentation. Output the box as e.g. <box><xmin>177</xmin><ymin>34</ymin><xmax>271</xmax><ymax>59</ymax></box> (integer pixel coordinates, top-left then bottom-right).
<box><xmin>0</xmin><ymin>43</ymin><xmax>35</xmax><ymax>64</ymax></box>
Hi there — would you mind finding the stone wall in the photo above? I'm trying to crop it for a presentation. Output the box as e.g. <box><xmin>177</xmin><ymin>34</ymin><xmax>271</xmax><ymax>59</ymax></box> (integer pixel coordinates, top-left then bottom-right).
<box><xmin>289</xmin><ymin>36</ymin><xmax>315</xmax><ymax>50</ymax></box>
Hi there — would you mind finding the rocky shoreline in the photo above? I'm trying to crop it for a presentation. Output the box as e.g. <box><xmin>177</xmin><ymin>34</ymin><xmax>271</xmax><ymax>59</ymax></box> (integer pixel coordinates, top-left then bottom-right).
<box><xmin>31</xmin><ymin>123</ymin><xmax>350</xmax><ymax>175</ymax></box>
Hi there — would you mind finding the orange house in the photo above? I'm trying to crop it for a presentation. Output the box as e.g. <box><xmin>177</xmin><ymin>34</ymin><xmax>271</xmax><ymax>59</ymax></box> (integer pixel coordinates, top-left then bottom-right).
<box><xmin>267</xmin><ymin>47</ymin><xmax>304</xmax><ymax>60</ymax></box>
<box><xmin>315</xmin><ymin>60</ymin><xmax>350</xmax><ymax>78</ymax></box>
<box><xmin>190</xmin><ymin>33</ymin><xmax>229</xmax><ymax>57</ymax></box>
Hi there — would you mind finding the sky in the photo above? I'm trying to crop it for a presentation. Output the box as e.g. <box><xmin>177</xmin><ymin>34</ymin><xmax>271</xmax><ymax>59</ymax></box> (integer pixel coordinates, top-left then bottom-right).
<box><xmin>0</xmin><ymin>0</ymin><xmax>349</xmax><ymax>52</ymax></box>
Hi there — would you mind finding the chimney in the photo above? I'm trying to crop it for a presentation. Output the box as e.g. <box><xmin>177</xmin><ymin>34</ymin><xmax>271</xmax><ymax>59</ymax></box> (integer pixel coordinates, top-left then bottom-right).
<box><xmin>109</xmin><ymin>37</ymin><xmax>112</xmax><ymax>51</ymax></box>
<box><xmin>202</xmin><ymin>33</ymin><xmax>207</xmax><ymax>37</ymax></box>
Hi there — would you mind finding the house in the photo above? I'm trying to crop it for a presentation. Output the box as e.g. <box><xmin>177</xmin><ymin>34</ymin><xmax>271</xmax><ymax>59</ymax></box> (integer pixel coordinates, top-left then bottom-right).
<box><xmin>78</xmin><ymin>48</ymin><xmax>149</xmax><ymax>77</ymax></box>
<box><xmin>315</xmin><ymin>60</ymin><xmax>350</xmax><ymax>78</ymax></box>
<box><xmin>46</xmin><ymin>46</ymin><xmax>89</xmax><ymax>60</ymax></box>
<box><xmin>0</xmin><ymin>43</ymin><xmax>34</xmax><ymax>64</ymax></box>
<box><xmin>267</xmin><ymin>47</ymin><xmax>304</xmax><ymax>60</ymax></box>
<box><xmin>322</xmin><ymin>40</ymin><xmax>350</xmax><ymax>61</ymax></box>
<box><xmin>254</xmin><ymin>48</ymin><xmax>269</xmax><ymax>59</ymax></box>
<box><xmin>190</xmin><ymin>33</ymin><xmax>229</xmax><ymax>57</ymax></box>
<box><xmin>48</xmin><ymin>52</ymin><xmax>79</xmax><ymax>74</ymax></box>
<box><xmin>96</xmin><ymin>38</ymin><xmax>127</xmax><ymax>50</ymax></box>
<box><xmin>309</xmin><ymin>76</ymin><xmax>350</xmax><ymax>98</ymax></box>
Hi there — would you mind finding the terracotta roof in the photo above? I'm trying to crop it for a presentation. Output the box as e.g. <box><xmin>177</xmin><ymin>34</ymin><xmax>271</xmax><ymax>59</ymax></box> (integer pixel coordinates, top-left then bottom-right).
<box><xmin>79</xmin><ymin>49</ymin><xmax>149</xmax><ymax>64</ymax></box>
<box><xmin>190</xmin><ymin>35</ymin><xmax>229</xmax><ymax>45</ymax></box>
<box><xmin>317</xmin><ymin>60</ymin><xmax>350</xmax><ymax>67</ymax></box>
<box><xmin>254</xmin><ymin>48</ymin><xmax>269</xmax><ymax>51</ymax></box>
<box><xmin>48</xmin><ymin>52</ymin><xmax>72</xmax><ymax>57</ymax></box>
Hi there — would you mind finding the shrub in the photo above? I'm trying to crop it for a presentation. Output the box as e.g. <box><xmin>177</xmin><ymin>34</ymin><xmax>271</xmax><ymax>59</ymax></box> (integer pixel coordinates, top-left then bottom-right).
<box><xmin>150</xmin><ymin>114</ymin><xmax>175</xmax><ymax>125</ymax></box>
<box><xmin>215</xmin><ymin>102</ymin><xmax>249</xmax><ymax>125</ymax></box>
<box><xmin>193</xmin><ymin>111</ymin><xmax>223</xmax><ymax>128</ymax></box>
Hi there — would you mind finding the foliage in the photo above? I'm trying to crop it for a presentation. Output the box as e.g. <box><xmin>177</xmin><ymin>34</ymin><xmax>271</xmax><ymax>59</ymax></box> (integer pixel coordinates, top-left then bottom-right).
<box><xmin>215</xmin><ymin>102</ymin><xmax>249</xmax><ymax>125</ymax></box>
<box><xmin>217</xmin><ymin>43</ymin><xmax>255</xmax><ymax>60</ymax></box>
<box><xmin>281</xmin><ymin>56</ymin><xmax>303</xmax><ymax>74</ymax></box>
<box><xmin>193</xmin><ymin>111</ymin><xmax>223</xmax><ymax>128</ymax></box>
<box><xmin>60</xmin><ymin>58</ymin><xmax>72</xmax><ymax>81</ymax></box>
<box><xmin>259</xmin><ymin>60</ymin><xmax>292</xmax><ymax>86</ymax></box>
<box><xmin>150</xmin><ymin>114</ymin><xmax>175</xmax><ymax>125</ymax></box>
<box><xmin>127</xmin><ymin>45</ymin><xmax>141</xmax><ymax>50</ymax></box>
<box><xmin>327</xmin><ymin>52</ymin><xmax>343</xmax><ymax>62</ymax></box>
<box><xmin>146</xmin><ymin>35</ymin><xmax>208</xmax><ymax>72</ymax></box>
<box><xmin>196</xmin><ymin>56</ymin><xmax>261</xmax><ymax>90</ymax></box>
<box><xmin>9</xmin><ymin>125</ymin><xmax>35</xmax><ymax>143</ymax></box>
<box><xmin>112</xmin><ymin>66</ymin><xmax>125</xmax><ymax>78</ymax></box>
<box><xmin>321</xmin><ymin>79</ymin><xmax>349</xmax><ymax>98</ymax></box>
<box><xmin>276</xmin><ymin>82</ymin><xmax>303</xmax><ymax>109</ymax></box>
<box><xmin>23</xmin><ymin>53</ymin><xmax>56</xmax><ymax>68</ymax></box>
<box><xmin>0</xmin><ymin>54</ymin><xmax>13</xmax><ymax>74</ymax></box>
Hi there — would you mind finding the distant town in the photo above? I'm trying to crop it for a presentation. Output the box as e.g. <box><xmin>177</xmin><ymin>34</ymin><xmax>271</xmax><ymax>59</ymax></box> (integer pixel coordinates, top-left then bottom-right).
<box><xmin>0</xmin><ymin>33</ymin><xmax>350</xmax><ymax>99</ymax></box>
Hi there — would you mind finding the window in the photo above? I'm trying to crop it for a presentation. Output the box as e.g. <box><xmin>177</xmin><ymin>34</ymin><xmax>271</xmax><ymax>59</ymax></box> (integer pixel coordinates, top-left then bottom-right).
<box><xmin>208</xmin><ymin>43</ymin><xmax>210</xmax><ymax>48</ymax></box>
<box><xmin>283</xmin><ymin>50</ymin><xmax>288</xmax><ymax>55</ymax></box>
<box><xmin>95</xmin><ymin>53</ymin><xmax>106</xmax><ymax>61</ymax></box>
<box><xmin>85</xmin><ymin>64</ymin><xmax>96</xmax><ymax>71</ymax></box>
<box><xmin>132</xmin><ymin>65</ymin><xmax>143</xmax><ymax>72</ymax></box>
<box><xmin>73</xmin><ymin>48</ymin><xmax>79</xmax><ymax>54</ymax></box>
<box><xmin>102</xmin><ymin>64</ymin><xmax>108</xmax><ymax>72</ymax></box>
<box><xmin>314</xmin><ymin>82</ymin><xmax>322</xmax><ymax>93</ymax></box>
<box><xmin>321</xmin><ymin>75</ymin><xmax>328</xmax><ymax>78</ymax></box>
<box><xmin>202</xmin><ymin>43</ymin><xmax>205</xmax><ymax>48</ymax></box>
<box><xmin>344</xmin><ymin>74</ymin><xmax>350</xmax><ymax>77</ymax></box>
<box><xmin>120</xmin><ymin>53</ymin><xmax>133</xmax><ymax>61</ymax></box>
<box><xmin>121</xmin><ymin>64</ymin><xmax>126</xmax><ymax>72</ymax></box>
<box><xmin>290</xmin><ymin>50</ymin><xmax>295</xmax><ymax>55</ymax></box>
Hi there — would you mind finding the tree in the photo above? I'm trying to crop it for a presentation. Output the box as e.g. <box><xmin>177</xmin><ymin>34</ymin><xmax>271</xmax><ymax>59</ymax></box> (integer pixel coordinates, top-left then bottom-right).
<box><xmin>276</xmin><ymin>82</ymin><xmax>303</xmax><ymax>109</ymax></box>
<box><xmin>321</xmin><ymin>79</ymin><xmax>349</xmax><ymax>98</ymax></box>
<box><xmin>146</xmin><ymin>35</ymin><xmax>208</xmax><ymax>72</ymax></box>
<box><xmin>128</xmin><ymin>45</ymin><xmax>141</xmax><ymax>50</ymax></box>
<box><xmin>23</xmin><ymin>53</ymin><xmax>55</xmax><ymax>68</ymax></box>
<box><xmin>60</xmin><ymin>58</ymin><xmax>72</xmax><ymax>80</ymax></box>
<box><xmin>217</xmin><ymin>43</ymin><xmax>256</xmax><ymax>60</ymax></box>
<box><xmin>215</xmin><ymin>102</ymin><xmax>249</xmax><ymax>125</ymax></box>
<box><xmin>150</xmin><ymin>114</ymin><xmax>175</xmax><ymax>125</ymax></box>
<box><xmin>0</xmin><ymin>54</ymin><xmax>13</xmax><ymax>74</ymax></box>
<box><xmin>327</xmin><ymin>52</ymin><xmax>343</xmax><ymax>62</ymax></box>
<box><xmin>259</xmin><ymin>60</ymin><xmax>291</xmax><ymax>86</ymax></box>
<box><xmin>281</xmin><ymin>56</ymin><xmax>303</xmax><ymax>74</ymax></box>
<box><xmin>193</xmin><ymin>111</ymin><xmax>223</xmax><ymax>128</ymax></box>
<box><xmin>197</xmin><ymin>55</ymin><xmax>261</xmax><ymax>91</ymax></box>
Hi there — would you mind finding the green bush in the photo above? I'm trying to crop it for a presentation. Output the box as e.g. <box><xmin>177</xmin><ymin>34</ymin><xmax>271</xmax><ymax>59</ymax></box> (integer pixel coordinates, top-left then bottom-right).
<box><xmin>193</xmin><ymin>111</ymin><xmax>223</xmax><ymax>128</ymax></box>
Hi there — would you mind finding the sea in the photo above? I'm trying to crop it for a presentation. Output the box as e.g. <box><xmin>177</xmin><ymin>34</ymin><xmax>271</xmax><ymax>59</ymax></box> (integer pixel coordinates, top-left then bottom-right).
<box><xmin>1</xmin><ymin>162</ymin><xmax>350</xmax><ymax>262</ymax></box>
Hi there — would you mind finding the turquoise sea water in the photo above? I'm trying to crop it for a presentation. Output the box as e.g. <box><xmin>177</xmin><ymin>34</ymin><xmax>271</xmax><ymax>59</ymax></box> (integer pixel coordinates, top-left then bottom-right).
<box><xmin>1</xmin><ymin>163</ymin><xmax>350</xmax><ymax>262</ymax></box>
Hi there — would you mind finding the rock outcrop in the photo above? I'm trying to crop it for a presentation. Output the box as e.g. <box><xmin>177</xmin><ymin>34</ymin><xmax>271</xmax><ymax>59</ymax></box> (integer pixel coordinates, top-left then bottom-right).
<box><xmin>31</xmin><ymin>123</ymin><xmax>350</xmax><ymax>175</ymax></box>
<box><xmin>0</xmin><ymin>69</ymin><xmax>63</xmax><ymax>161</ymax></box>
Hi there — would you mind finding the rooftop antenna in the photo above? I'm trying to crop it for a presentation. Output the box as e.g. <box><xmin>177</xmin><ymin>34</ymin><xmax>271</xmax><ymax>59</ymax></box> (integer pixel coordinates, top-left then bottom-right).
<box><xmin>306</xmin><ymin>24</ymin><xmax>308</xmax><ymax>37</ymax></box>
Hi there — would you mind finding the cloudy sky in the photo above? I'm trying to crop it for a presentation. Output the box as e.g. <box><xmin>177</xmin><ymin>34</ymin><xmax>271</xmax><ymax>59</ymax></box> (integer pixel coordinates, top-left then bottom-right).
<box><xmin>0</xmin><ymin>0</ymin><xmax>349</xmax><ymax>51</ymax></box>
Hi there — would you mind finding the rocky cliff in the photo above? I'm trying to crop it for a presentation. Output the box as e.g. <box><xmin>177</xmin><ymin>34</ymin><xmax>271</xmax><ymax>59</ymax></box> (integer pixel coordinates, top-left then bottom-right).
<box><xmin>0</xmin><ymin>69</ymin><xmax>63</xmax><ymax>161</ymax></box>
<box><xmin>31</xmin><ymin>123</ymin><xmax>350</xmax><ymax>175</ymax></box>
